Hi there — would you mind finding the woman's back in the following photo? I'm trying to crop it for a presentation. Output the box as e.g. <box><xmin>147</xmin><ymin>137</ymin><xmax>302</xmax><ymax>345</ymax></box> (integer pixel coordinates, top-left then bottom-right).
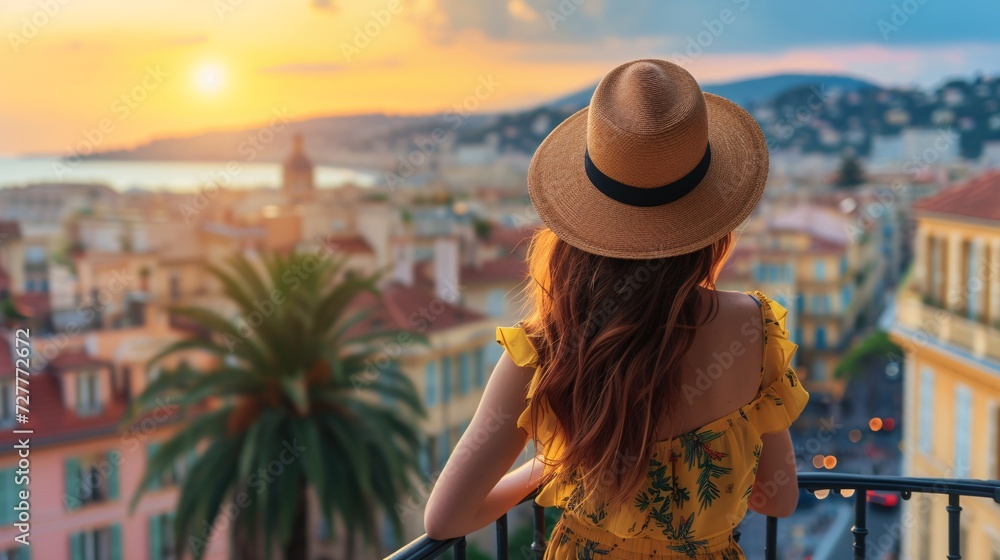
<box><xmin>497</xmin><ymin>291</ymin><xmax>808</xmax><ymax>559</ymax></box>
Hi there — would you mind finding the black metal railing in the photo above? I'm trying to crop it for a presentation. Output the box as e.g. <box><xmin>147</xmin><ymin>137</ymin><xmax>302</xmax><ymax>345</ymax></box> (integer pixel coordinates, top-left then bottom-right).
<box><xmin>387</xmin><ymin>472</ymin><xmax>1000</xmax><ymax>560</ymax></box>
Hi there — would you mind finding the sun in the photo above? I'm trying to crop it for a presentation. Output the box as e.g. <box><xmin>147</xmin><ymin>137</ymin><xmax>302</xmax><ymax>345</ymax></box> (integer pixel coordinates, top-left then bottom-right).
<box><xmin>192</xmin><ymin>62</ymin><xmax>226</xmax><ymax>95</ymax></box>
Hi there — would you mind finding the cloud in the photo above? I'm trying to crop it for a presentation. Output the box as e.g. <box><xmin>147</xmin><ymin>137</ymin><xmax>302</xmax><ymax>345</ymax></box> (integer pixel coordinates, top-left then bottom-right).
<box><xmin>415</xmin><ymin>0</ymin><xmax>1000</xmax><ymax>53</ymax></box>
<box><xmin>260</xmin><ymin>62</ymin><xmax>347</xmax><ymax>74</ymax></box>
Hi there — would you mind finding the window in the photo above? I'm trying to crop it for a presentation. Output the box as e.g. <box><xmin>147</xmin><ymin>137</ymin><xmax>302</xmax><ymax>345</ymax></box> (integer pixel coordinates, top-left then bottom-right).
<box><xmin>0</xmin><ymin>381</ymin><xmax>14</xmax><ymax>427</ymax></box>
<box><xmin>65</xmin><ymin>452</ymin><xmax>119</xmax><ymax>510</ymax></box>
<box><xmin>814</xmin><ymin>260</ymin><xmax>826</xmax><ymax>281</ymax></box>
<box><xmin>930</xmin><ymin>237</ymin><xmax>943</xmax><ymax>303</ymax></box>
<box><xmin>814</xmin><ymin>327</ymin><xmax>827</xmax><ymax>350</ymax></box>
<box><xmin>795</xmin><ymin>294</ymin><xmax>804</xmax><ymax>313</ymax></box>
<box><xmin>168</xmin><ymin>273</ymin><xmax>181</xmax><ymax>301</ymax></box>
<box><xmin>840</xmin><ymin>256</ymin><xmax>848</xmax><ymax>276</ymax></box>
<box><xmin>149</xmin><ymin>513</ymin><xmax>177</xmax><ymax>560</ymax></box>
<box><xmin>919</xmin><ymin>367</ymin><xmax>935</xmax><ymax>456</ymax></box>
<box><xmin>0</xmin><ymin>547</ymin><xmax>29</xmax><ymax>560</ymax></box>
<box><xmin>967</xmin><ymin>240</ymin><xmax>980</xmax><ymax>321</ymax></box>
<box><xmin>474</xmin><ymin>346</ymin><xmax>486</xmax><ymax>388</ymax></box>
<box><xmin>954</xmin><ymin>385</ymin><xmax>973</xmax><ymax>478</ymax></box>
<box><xmin>76</xmin><ymin>371</ymin><xmax>102</xmax><ymax>416</ymax></box>
<box><xmin>793</xmin><ymin>327</ymin><xmax>803</xmax><ymax>345</ymax></box>
<box><xmin>841</xmin><ymin>286</ymin><xmax>852</xmax><ymax>309</ymax></box>
<box><xmin>423</xmin><ymin>362</ymin><xmax>437</xmax><ymax>408</ymax></box>
<box><xmin>69</xmin><ymin>525</ymin><xmax>122</xmax><ymax>560</ymax></box>
<box><xmin>0</xmin><ymin>468</ymin><xmax>20</xmax><ymax>525</ymax></box>
<box><xmin>458</xmin><ymin>353</ymin><xmax>471</xmax><ymax>396</ymax></box>
<box><xmin>420</xmin><ymin>437</ymin><xmax>432</xmax><ymax>477</ymax></box>
<box><xmin>437</xmin><ymin>431</ymin><xmax>450</xmax><ymax>470</ymax></box>
<box><xmin>486</xmin><ymin>290</ymin><xmax>506</xmax><ymax>318</ymax></box>
<box><xmin>441</xmin><ymin>357</ymin><xmax>452</xmax><ymax>404</ymax></box>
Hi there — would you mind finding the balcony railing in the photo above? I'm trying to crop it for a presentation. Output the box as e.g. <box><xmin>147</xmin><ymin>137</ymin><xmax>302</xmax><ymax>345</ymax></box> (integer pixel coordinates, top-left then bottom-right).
<box><xmin>387</xmin><ymin>472</ymin><xmax>1000</xmax><ymax>560</ymax></box>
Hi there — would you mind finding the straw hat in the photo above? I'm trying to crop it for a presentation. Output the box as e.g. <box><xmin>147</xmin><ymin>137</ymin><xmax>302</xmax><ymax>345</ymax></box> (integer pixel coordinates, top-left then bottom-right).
<box><xmin>527</xmin><ymin>59</ymin><xmax>768</xmax><ymax>259</ymax></box>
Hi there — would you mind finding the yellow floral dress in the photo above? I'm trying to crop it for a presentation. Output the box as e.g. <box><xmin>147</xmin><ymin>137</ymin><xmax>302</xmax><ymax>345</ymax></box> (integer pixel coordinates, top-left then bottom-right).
<box><xmin>496</xmin><ymin>292</ymin><xmax>810</xmax><ymax>560</ymax></box>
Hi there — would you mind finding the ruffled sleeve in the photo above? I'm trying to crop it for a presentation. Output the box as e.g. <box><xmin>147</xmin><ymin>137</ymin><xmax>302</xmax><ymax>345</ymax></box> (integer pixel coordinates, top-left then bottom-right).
<box><xmin>745</xmin><ymin>292</ymin><xmax>811</xmax><ymax>434</ymax></box>
<box><xmin>495</xmin><ymin>326</ymin><xmax>565</xmax><ymax>460</ymax></box>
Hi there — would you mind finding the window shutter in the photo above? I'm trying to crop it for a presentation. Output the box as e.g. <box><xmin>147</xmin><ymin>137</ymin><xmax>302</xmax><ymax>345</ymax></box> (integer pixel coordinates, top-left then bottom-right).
<box><xmin>0</xmin><ymin>468</ymin><xmax>12</xmax><ymax>525</ymax></box>
<box><xmin>64</xmin><ymin>458</ymin><xmax>82</xmax><ymax>511</ymax></box>
<box><xmin>149</xmin><ymin>515</ymin><xmax>163</xmax><ymax>560</ymax></box>
<box><xmin>107</xmin><ymin>452</ymin><xmax>120</xmax><ymax>500</ymax></box>
<box><xmin>110</xmin><ymin>524</ymin><xmax>123</xmax><ymax>560</ymax></box>
<box><xmin>69</xmin><ymin>532</ymin><xmax>84</xmax><ymax>560</ymax></box>
<box><xmin>147</xmin><ymin>443</ymin><xmax>161</xmax><ymax>490</ymax></box>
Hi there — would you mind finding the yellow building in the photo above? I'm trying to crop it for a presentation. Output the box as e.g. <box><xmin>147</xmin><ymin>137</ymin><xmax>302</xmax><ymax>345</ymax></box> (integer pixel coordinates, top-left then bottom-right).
<box><xmin>891</xmin><ymin>171</ymin><xmax>1000</xmax><ymax>559</ymax></box>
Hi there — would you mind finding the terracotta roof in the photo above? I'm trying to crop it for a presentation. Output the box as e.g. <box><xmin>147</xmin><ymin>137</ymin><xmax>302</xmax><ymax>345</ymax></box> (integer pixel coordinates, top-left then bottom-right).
<box><xmin>0</xmin><ymin>338</ymin><xmax>12</xmax><ymax>377</ymax></box>
<box><xmin>45</xmin><ymin>348</ymin><xmax>113</xmax><ymax>373</ymax></box>
<box><xmin>0</xmin><ymin>372</ymin><xmax>132</xmax><ymax>450</ymax></box>
<box><xmin>486</xmin><ymin>224</ymin><xmax>536</xmax><ymax>254</ymax></box>
<box><xmin>13</xmin><ymin>292</ymin><xmax>49</xmax><ymax>318</ymax></box>
<box><xmin>912</xmin><ymin>171</ymin><xmax>1000</xmax><ymax>221</ymax></box>
<box><xmin>0</xmin><ymin>221</ymin><xmax>21</xmax><ymax>241</ymax></box>
<box><xmin>460</xmin><ymin>255</ymin><xmax>527</xmax><ymax>284</ymax></box>
<box><xmin>324</xmin><ymin>235</ymin><xmax>375</xmax><ymax>255</ymax></box>
<box><xmin>346</xmin><ymin>282</ymin><xmax>486</xmax><ymax>337</ymax></box>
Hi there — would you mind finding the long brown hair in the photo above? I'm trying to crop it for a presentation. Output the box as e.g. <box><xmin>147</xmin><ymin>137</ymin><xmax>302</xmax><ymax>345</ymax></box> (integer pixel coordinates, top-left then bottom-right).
<box><xmin>520</xmin><ymin>228</ymin><xmax>734</xmax><ymax>506</ymax></box>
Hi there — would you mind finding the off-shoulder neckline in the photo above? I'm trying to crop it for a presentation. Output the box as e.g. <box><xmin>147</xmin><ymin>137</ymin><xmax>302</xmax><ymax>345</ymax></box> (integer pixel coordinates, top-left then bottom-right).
<box><xmin>651</xmin><ymin>290</ymin><xmax>774</xmax><ymax>444</ymax></box>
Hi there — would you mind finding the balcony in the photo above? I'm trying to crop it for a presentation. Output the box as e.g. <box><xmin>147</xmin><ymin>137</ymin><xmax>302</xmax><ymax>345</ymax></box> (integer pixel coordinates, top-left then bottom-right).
<box><xmin>387</xmin><ymin>473</ymin><xmax>1000</xmax><ymax>560</ymax></box>
<box><xmin>895</xmin><ymin>291</ymin><xmax>1000</xmax><ymax>364</ymax></box>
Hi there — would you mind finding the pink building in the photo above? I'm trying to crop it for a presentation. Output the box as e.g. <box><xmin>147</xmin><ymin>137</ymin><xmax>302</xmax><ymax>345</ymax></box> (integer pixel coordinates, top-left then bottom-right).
<box><xmin>0</xmin><ymin>320</ymin><xmax>228</xmax><ymax>560</ymax></box>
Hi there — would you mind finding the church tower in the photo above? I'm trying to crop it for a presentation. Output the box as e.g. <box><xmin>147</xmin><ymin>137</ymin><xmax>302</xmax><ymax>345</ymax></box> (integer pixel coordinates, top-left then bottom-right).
<box><xmin>283</xmin><ymin>133</ymin><xmax>314</xmax><ymax>195</ymax></box>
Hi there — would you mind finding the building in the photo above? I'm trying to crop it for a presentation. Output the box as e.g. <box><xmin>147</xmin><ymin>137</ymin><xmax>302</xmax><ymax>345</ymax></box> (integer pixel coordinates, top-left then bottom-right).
<box><xmin>890</xmin><ymin>171</ymin><xmax>1000</xmax><ymax>559</ymax></box>
<box><xmin>0</xmin><ymin>308</ymin><xmax>228</xmax><ymax>560</ymax></box>
<box><xmin>282</xmin><ymin>134</ymin><xmax>314</xmax><ymax>197</ymax></box>
<box><xmin>723</xmin><ymin>199</ymin><xmax>888</xmax><ymax>403</ymax></box>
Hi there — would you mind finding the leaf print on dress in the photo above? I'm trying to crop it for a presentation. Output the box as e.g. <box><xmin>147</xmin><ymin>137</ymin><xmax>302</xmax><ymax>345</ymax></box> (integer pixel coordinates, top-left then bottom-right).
<box><xmin>679</xmin><ymin>429</ymin><xmax>734</xmax><ymax>512</ymax></box>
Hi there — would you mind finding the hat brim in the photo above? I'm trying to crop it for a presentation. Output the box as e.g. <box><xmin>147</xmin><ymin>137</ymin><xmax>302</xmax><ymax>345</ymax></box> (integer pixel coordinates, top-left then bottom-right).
<box><xmin>527</xmin><ymin>93</ymin><xmax>768</xmax><ymax>259</ymax></box>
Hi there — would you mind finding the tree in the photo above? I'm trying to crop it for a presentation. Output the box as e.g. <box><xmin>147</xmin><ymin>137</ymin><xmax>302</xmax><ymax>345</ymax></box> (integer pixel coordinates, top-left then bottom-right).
<box><xmin>129</xmin><ymin>251</ymin><xmax>425</xmax><ymax>560</ymax></box>
<box><xmin>836</xmin><ymin>154</ymin><xmax>865</xmax><ymax>188</ymax></box>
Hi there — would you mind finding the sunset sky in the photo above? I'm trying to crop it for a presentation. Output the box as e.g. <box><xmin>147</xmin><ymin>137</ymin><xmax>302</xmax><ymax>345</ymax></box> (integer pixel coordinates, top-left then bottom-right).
<box><xmin>2</xmin><ymin>0</ymin><xmax>1000</xmax><ymax>156</ymax></box>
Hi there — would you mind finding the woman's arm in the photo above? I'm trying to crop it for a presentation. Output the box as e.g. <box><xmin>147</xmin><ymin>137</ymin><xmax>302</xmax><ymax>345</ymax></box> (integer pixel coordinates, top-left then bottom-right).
<box><xmin>424</xmin><ymin>351</ymin><xmax>539</xmax><ymax>539</ymax></box>
<box><xmin>748</xmin><ymin>429</ymin><xmax>799</xmax><ymax>518</ymax></box>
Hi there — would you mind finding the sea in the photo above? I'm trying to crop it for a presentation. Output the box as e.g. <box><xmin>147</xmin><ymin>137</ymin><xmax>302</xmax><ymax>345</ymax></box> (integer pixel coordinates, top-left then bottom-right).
<box><xmin>0</xmin><ymin>157</ymin><xmax>377</xmax><ymax>192</ymax></box>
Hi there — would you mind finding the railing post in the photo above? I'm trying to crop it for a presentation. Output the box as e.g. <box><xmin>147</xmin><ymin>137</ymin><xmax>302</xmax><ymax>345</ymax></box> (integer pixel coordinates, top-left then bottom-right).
<box><xmin>531</xmin><ymin>502</ymin><xmax>547</xmax><ymax>559</ymax></box>
<box><xmin>455</xmin><ymin>536</ymin><xmax>466</xmax><ymax>560</ymax></box>
<box><xmin>496</xmin><ymin>513</ymin><xmax>508</xmax><ymax>560</ymax></box>
<box><xmin>853</xmin><ymin>489</ymin><xmax>869</xmax><ymax>560</ymax></box>
<box><xmin>764</xmin><ymin>516</ymin><xmax>778</xmax><ymax>560</ymax></box>
<box><xmin>947</xmin><ymin>493</ymin><xmax>962</xmax><ymax>560</ymax></box>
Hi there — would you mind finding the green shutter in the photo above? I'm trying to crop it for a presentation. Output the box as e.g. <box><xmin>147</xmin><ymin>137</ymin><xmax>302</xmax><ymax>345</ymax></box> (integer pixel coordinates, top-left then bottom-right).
<box><xmin>149</xmin><ymin>515</ymin><xmax>163</xmax><ymax>560</ymax></box>
<box><xmin>107</xmin><ymin>452</ymin><xmax>120</xmax><ymax>500</ymax></box>
<box><xmin>69</xmin><ymin>532</ymin><xmax>84</xmax><ymax>560</ymax></box>
<box><xmin>147</xmin><ymin>443</ymin><xmax>161</xmax><ymax>490</ymax></box>
<box><xmin>20</xmin><ymin>543</ymin><xmax>30</xmax><ymax>560</ymax></box>
<box><xmin>110</xmin><ymin>524</ymin><xmax>123</xmax><ymax>560</ymax></box>
<box><xmin>64</xmin><ymin>458</ymin><xmax>82</xmax><ymax>511</ymax></box>
<box><xmin>1</xmin><ymin>468</ymin><xmax>13</xmax><ymax>525</ymax></box>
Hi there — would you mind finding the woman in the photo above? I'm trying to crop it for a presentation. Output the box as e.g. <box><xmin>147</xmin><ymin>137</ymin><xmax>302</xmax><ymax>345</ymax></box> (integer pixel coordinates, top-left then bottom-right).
<box><xmin>425</xmin><ymin>59</ymin><xmax>809</xmax><ymax>559</ymax></box>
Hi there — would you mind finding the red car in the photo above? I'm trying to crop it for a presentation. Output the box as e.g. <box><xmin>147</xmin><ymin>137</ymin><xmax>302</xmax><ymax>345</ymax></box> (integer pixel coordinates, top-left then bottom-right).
<box><xmin>867</xmin><ymin>490</ymin><xmax>899</xmax><ymax>508</ymax></box>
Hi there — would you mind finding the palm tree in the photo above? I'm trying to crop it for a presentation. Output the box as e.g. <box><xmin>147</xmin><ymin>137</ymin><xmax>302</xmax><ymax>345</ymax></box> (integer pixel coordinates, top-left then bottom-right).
<box><xmin>128</xmin><ymin>251</ymin><xmax>425</xmax><ymax>560</ymax></box>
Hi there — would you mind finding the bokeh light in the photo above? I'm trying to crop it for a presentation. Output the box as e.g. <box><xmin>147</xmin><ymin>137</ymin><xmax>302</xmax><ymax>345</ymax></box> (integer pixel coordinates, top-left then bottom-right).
<box><xmin>813</xmin><ymin>455</ymin><xmax>825</xmax><ymax>469</ymax></box>
<box><xmin>849</xmin><ymin>429</ymin><xmax>862</xmax><ymax>443</ymax></box>
<box><xmin>823</xmin><ymin>455</ymin><xmax>838</xmax><ymax>469</ymax></box>
<box><xmin>869</xmin><ymin>417</ymin><xmax>883</xmax><ymax>431</ymax></box>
